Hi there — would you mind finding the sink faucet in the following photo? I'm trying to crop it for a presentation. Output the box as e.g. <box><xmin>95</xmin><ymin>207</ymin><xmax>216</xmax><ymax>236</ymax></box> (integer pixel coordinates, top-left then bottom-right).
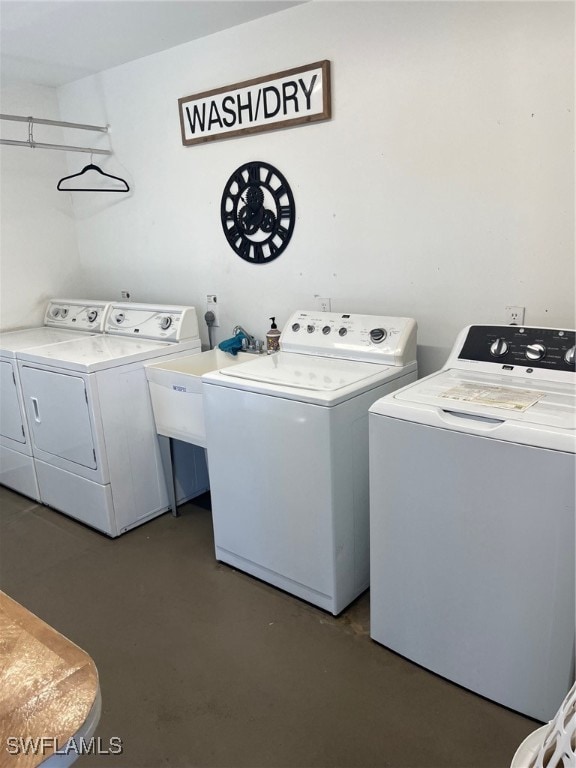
<box><xmin>233</xmin><ymin>325</ymin><xmax>255</xmax><ymax>344</ymax></box>
<box><xmin>233</xmin><ymin>325</ymin><xmax>263</xmax><ymax>353</ymax></box>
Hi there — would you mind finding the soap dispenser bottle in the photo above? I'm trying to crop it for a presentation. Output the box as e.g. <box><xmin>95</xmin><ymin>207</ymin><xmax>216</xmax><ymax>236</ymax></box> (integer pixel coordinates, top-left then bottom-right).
<box><xmin>266</xmin><ymin>317</ymin><xmax>281</xmax><ymax>354</ymax></box>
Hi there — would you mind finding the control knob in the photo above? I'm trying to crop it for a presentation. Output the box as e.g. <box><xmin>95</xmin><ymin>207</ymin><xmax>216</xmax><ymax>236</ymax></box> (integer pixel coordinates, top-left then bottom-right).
<box><xmin>489</xmin><ymin>338</ymin><xmax>509</xmax><ymax>358</ymax></box>
<box><xmin>87</xmin><ymin>309</ymin><xmax>98</xmax><ymax>324</ymax></box>
<box><xmin>114</xmin><ymin>312</ymin><xmax>125</xmax><ymax>324</ymax></box>
<box><xmin>160</xmin><ymin>316</ymin><xmax>172</xmax><ymax>330</ymax></box>
<box><xmin>307</xmin><ymin>325</ymin><xmax>315</xmax><ymax>334</ymax></box>
<box><xmin>370</xmin><ymin>328</ymin><xmax>387</xmax><ymax>344</ymax></box>
<box><xmin>338</xmin><ymin>327</ymin><xmax>347</xmax><ymax>337</ymax></box>
<box><xmin>291</xmin><ymin>323</ymin><xmax>300</xmax><ymax>332</ymax></box>
<box><xmin>565</xmin><ymin>346</ymin><xmax>575</xmax><ymax>366</ymax></box>
<box><xmin>322</xmin><ymin>326</ymin><xmax>331</xmax><ymax>335</ymax></box>
<box><xmin>525</xmin><ymin>343</ymin><xmax>546</xmax><ymax>361</ymax></box>
<box><xmin>51</xmin><ymin>307</ymin><xmax>61</xmax><ymax>318</ymax></box>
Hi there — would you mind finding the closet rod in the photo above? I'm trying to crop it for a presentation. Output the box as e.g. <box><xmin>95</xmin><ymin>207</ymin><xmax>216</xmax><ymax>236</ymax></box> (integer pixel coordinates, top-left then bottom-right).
<box><xmin>0</xmin><ymin>138</ymin><xmax>111</xmax><ymax>155</ymax></box>
<box><xmin>0</xmin><ymin>113</ymin><xmax>108</xmax><ymax>132</ymax></box>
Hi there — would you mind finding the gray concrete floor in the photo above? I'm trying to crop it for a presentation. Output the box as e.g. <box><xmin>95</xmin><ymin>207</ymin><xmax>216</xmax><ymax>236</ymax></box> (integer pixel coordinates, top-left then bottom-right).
<box><xmin>0</xmin><ymin>487</ymin><xmax>537</xmax><ymax>768</ymax></box>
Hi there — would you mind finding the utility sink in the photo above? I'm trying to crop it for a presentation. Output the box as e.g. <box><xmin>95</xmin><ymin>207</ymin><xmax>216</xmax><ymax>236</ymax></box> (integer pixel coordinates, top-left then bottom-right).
<box><xmin>145</xmin><ymin>349</ymin><xmax>254</xmax><ymax>447</ymax></box>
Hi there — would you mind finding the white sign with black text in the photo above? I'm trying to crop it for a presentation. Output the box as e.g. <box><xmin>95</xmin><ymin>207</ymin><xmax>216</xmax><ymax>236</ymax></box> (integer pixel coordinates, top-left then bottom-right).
<box><xmin>178</xmin><ymin>61</ymin><xmax>331</xmax><ymax>146</ymax></box>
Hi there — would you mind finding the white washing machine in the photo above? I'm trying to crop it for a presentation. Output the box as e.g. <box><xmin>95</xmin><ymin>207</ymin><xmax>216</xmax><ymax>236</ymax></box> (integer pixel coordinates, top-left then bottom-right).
<box><xmin>369</xmin><ymin>324</ymin><xmax>575</xmax><ymax>721</ymax></box>
<box><xmin>0</xmin><ymin>299</ymin><xmax>110</xmax><ymax>500</ymax></box>
<box><xmin>16</xmin><ymin>303</ymin><xmax>209</xmax><ymax>536</ymax></box>
<box><xmin>202</xmin><ymin>311</ymin><xmax>418</xmax><ymax>615</ymax></box>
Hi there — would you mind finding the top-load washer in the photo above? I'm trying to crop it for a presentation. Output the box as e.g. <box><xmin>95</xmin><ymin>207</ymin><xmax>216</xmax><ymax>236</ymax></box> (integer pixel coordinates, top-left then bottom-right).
<box><xmin>369</xmin><ymin>324</ymin><xmax>575</xmax><ymax>721</ymax></box>
<box><xmin>202</xmin><ymin>310</ymin><xmax>418</xmax><ymax>615</ymax></box>
<box><xmin>16</xmin><ymin>303</ymin><xmax>209</xmax><ymax>536</ymax></box>
<box><xmin>0</xmin><ymin>299</ymin><xmax>110</xmax><ymax>500</ymax></box>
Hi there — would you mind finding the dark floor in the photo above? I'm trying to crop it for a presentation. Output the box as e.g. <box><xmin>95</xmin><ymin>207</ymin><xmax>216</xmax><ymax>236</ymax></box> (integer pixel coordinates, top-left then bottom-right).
<box><xmin>0</xmin><ymin>487</ymin><xmax>537</xmax><ymax>768</ymax></box>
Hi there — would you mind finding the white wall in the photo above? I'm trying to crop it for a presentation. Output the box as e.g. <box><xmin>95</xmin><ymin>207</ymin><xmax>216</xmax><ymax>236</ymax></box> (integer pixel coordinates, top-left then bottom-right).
<box><xmin>0</xmin><ymin>83</ymin><xmax>84</xmax><ymax>330</ymax></box>
<box><xmin>51</xmin><ymin>1</ymin><xmax>575</xmax><ymax>373</ymax></box>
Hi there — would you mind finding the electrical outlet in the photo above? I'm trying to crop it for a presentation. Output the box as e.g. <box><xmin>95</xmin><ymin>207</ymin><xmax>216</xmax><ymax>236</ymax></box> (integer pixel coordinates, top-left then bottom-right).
<box><xmin>316</xmin><ymin>296</ymin><xmax>331</xmax><ymax>312</ymax></box>
<box><xmin>505</xmin><ymin>305</ymin><xmax>525</xmax><ymax>325</ymax></box>
<box><xmin>206</xmin><ymin>294</ymin><xmax>220</xmax><ymax>327</ymax></box>
<box><xmin>121</xmin><ymin>290</ymin><xmax>131</xmax><ymax>300</ymax></box>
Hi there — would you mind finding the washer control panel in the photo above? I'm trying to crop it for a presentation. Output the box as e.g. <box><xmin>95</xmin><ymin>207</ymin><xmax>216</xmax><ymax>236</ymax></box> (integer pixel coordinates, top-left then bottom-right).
<box><xmin>105</xmin><ymin>302</ymin><xmax>199</xmax><ymax>341</ymax></box>
<box><xmin>281</xmin><ymin>311</ymin><xmax>417</xmax><ymax>365</ymax></box>
<box><xmin>457</xmin><ymin>325</ymin><xmax>575</xmax><ymax>373</ymax></box>
<box><xmin>44</xmin><ymin>299</ymin><xmax>110</xmax><ymax>332</ymax></box>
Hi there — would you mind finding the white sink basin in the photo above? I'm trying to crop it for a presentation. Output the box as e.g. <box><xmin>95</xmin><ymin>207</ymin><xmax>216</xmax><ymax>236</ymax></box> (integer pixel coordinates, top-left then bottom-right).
<box><xmin>145</xmin><ymin>349</ymin><xmax>254</xmax><ymax>446</ymax></box>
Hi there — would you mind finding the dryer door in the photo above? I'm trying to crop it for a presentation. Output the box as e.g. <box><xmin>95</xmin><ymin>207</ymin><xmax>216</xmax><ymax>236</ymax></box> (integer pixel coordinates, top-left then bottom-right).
<box><xmin>20</xmin><ymin>366</ymin><xmax>97</xmax><ymax>469</ymax></box>
<box><xmin>0</xmin><ymin>361</ymin><xmax>26</xmax><ymax>443</ymax></box>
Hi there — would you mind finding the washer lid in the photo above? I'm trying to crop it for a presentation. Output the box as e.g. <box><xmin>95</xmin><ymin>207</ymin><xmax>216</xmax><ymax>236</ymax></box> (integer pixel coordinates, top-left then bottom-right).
<box><xmin>380</xmin><ymin>369</ymin><xmax>576</xmax><ymax>430</ymax></box>
<box><xmin>17</xmin><ymin>335</ymin><xmax>201</xmax><ymax>373</ymax></box>
<box><xmin>220</xmin><ymin>352</ymin><xmax>391</xmax><ymax>391</ymax></box>
<box><xmin>0</xmin><ymin>327</ymin><xmax>90</xmax><ymax>357</ymax></box>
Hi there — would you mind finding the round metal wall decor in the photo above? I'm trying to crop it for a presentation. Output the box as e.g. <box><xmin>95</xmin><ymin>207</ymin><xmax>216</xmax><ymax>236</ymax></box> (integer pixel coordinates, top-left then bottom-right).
<box><xmin>220</xmin><ymin>161</ymin><xmax>295</xmax><ymax>264</ymax></box>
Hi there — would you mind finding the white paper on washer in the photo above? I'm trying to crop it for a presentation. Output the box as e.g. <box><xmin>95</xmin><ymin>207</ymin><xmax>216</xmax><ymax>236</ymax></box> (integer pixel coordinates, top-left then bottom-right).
<box><xmin>440</xmin><ymin>382</ymin><xmax>545</xmax><ymax>411</ymax></box>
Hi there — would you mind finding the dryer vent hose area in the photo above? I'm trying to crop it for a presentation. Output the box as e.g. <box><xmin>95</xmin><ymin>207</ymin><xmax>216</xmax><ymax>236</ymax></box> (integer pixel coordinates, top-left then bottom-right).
<box><xmin>204</xmin><ymin>311</ymin><xmax>216</xmax><ymax>350</ymax></box>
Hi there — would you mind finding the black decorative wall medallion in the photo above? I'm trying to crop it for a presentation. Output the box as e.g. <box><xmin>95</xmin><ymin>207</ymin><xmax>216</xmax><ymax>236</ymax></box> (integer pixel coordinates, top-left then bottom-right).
<box><xmin>221</xmin><ymin>161</ymin><xmax>295</xmax><ymax>264</ymax></box>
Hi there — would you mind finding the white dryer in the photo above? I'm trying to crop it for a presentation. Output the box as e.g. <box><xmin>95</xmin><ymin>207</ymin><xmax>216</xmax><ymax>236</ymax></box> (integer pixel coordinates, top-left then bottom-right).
<box><xmin>16</xmin><ymin>303</ymin><xmax>208</xmax><ymax>536</ymax></box>
<box><xmin>202</xmin><ymin>311</ymin><xmax>418</xmax><ymax>615</ymax></box>
<box><xmin>369</xmin><ymin>324</ymin><xmax>575</xmax><ymax>721</ymax></box>
<box><xmin>0</xmin><ymin>299</ymin><xmax>110</xmax><ymax>500</ymax></box>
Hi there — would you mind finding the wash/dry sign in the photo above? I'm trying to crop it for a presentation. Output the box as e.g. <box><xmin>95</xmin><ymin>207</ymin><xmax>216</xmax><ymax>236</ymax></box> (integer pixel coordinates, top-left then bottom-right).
<box><xmin>178</xmin><ymin>61</ymin><xmax>331</xmax><ymax>146</ymax></box>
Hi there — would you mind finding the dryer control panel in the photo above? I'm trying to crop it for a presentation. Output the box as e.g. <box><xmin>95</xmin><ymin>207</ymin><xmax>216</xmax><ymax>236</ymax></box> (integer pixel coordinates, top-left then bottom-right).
<box><xmin>280</xmin><ymin>311</ymin><xmax>417</xmax><ymax>366</ymax></box>
<box><xmin>105</xmin><ymin>302</ymin><xmax>199</xmax><ymax>342</ymax></box>
<box><xmin>448</xmin><ymin>325</ymin><xmax>575</xmax><ymax>382</ymax></box>
<box><xmin>44</xmin><ymin>299</ymin><xmax>110</xmax><ymax>332</ymax></box>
